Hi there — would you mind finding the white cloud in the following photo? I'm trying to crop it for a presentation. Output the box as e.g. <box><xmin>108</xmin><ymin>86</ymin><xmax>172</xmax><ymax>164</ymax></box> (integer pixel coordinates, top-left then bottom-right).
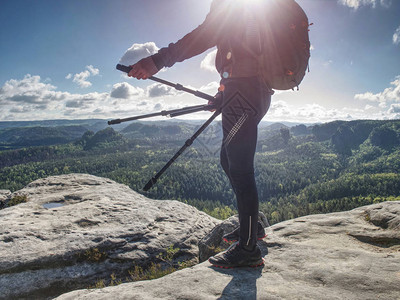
<box><xmin>0</xmin><ymin>73</ymin><xmax>213</xmax><ymax>121</ymax></box>
<box><xmin>3</xmin><ymin>72</ymin><xmax>400</xmax><ymax>122</ymax></box>
<box><xmin>0</xmin><ymin>74</ymin><xmax>123</xmax><ymax>120</ymax></box>
<box><xmin>338</xmin><ymin>0</ymin><xmax>391</xmax><ymax>9</ymax></box>
<box><xmin>393</xmin><ymin>25</ymin><xmax>400</xmax><ymax>45</ymax></box>
<box><xmin>354</xmin><ymin>76</ymin><xmax>400</xmax><ymax>108</ymax></box>
<box><xmin>264</xmin><ymin>98</ymin><xmax>400</xmax><ymax>123</ymax></box>
<box><xmin>199</xmin><ymin>81</ymin><xmax>219</xmax><ymax>94</ymax></box>
<box><xmin>266</xmin><ymin>100</ymin><xmax>354</xmax><ymax>123</ymax></box>
<box><xmin>146</xmin><ymin>83</ymin><xmax>177</xmax><ymax>98</ymax></box>
<box><xmin>119</xmin><ymin>42</ymin><xmax>159</xmax><ymax>66</ymax></box>
<box><xmin>110</xmin><ymin>82</ymin><xmax>144</xmax><ymax>99</ymax></box>
<box><xmin>0</xmin><ymin>72</ymin><xmax>204</xmax><ymax>121</ymax></box>
<box><xmin>66</xmin><ymin>65</ymin><xmax>100</xmax><ymax>88</ymax></box>
<box><xmin>389</xmin><ymin>103</ymin><xmax>400</xmax><ymax>113</ymax></box>
<box><xmin>0</xmin><ymin>74</ymin><xmax>65</xmax><ymax>106</ymax></box>
<box><xmin>86</xmin><ymin>65</ymin><xmax>99</xmax><ymax>76</ymax></box>
<box><xmin>200</xmin><ymin>49</ymin><xmax>217</xmax><ymax>72</ymax></box>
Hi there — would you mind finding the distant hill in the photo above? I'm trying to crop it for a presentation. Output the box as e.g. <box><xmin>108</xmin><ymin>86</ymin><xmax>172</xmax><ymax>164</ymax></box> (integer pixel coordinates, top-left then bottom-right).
<box><xmin>0</xmin><ymin>126</ymin><xmax>89</xmax><ymax>149</ymax></box>
<box><xmin>311</xmin><ymin>119</ymin><xmax>400</xmax><ymax>154</ymax></box>
<box><xmin>0</xmin><ymin>119</ymin><xmax>106</xmax><ymax>130</ymax></box>
<box><xmin>80</xmin><ymin>128</ymin><xmax>127</xmax><ymax>150</ymax></box>
<box><xmin>0</xmin><ymin>119</ymin><xmax>126</xmax><ymax>150</ymax></box>
<box><xmin>121</xmin><ymin>123</ymin><xmax>185</xmax><ymax>139</ymax></box>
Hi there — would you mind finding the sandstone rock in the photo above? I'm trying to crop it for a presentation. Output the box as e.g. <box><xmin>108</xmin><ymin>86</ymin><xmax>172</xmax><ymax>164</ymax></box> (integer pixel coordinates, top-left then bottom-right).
<box><xmin>56</xmin><ymin>201</ymin><xmax>400</xmax><ymax>300</ymax></box>
<box><xmin>0</xmin><ymin>174</ymin><xmax>219</xmax><ymax>299</ymax></box>
<box><xmin>198</xmin><ymin>212</ymin><xmax>270</xmax><ymax>262</ymax></box>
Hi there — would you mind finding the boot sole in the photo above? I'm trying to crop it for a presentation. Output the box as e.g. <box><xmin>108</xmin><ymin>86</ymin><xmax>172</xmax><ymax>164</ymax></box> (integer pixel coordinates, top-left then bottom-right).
<box><xmin>209</xmin><ymin>258</ymin><xmax>265</xmax><ymax>269</ymax></box>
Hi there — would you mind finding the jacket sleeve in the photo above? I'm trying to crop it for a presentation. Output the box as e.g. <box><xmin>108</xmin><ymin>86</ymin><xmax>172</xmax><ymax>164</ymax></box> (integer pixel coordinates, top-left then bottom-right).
<box><xmin>151</xmin><ymin>0</ymin><xmax>227</xmax><ymax>70</ymax></box>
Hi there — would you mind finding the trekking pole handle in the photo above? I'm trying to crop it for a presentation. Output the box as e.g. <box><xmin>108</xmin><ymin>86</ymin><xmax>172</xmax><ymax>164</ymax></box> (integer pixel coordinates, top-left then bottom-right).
<box><xmin>116</xmin><ymin>64</ymin><xmax>133</xmax><ymax>73</ymax></box>
<box><xmin>116</xmin><ymin>64</ymin><xmax>214</xmax><ymax>102</ymax></box>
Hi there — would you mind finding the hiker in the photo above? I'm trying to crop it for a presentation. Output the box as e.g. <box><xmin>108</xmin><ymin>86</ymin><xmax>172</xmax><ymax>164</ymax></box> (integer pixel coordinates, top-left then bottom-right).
<box><xmin>128</xmin><ymin>0</ymin><xmax>271</xmax><ymax>268</ymax></box>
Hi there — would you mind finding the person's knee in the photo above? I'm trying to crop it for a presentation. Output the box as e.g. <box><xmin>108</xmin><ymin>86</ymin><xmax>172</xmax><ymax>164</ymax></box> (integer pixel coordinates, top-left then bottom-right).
<box><xmin>229</xmin><ymin>167</ymin><xmax>255</xmax><ymax>189</ymax></box>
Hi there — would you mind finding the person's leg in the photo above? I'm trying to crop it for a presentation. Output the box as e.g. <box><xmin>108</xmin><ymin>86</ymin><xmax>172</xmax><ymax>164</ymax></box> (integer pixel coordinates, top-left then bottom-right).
<box><xmin>220</xmin><ymin>144</ymin><xmax>236</xmax><ymax>194</ymax></box>
<box><xmin>223</xmin><ymin>110</ymin><xmax>259</xmax><ymax>249</ymax></box>
<box><xmin>220</xmin><ymin>77</ymin><xmax>271</xmax><ymax>249</ymax></box>
<box><xmin>209</xmin><ymin>77</ymin><xmax>271</xmax><ymax>268</ymax></box>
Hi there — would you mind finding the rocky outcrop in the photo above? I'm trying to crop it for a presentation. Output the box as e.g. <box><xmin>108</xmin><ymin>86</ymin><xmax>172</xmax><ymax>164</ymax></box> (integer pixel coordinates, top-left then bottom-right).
<box><xmin>56</xmin><ymin>201</ymin><xmax>400</xmax><ymax>300</ymax></box>
<box><xmin>0</xmin><ymin>174</ymin><xmax>219</xmax><ymax>299</ymax></box>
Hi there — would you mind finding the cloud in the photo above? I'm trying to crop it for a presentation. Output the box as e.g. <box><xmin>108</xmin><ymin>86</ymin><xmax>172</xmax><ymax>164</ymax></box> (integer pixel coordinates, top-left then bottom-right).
<box><xmin>0</xmin><ymin>74</ymin><xmax>111</xmax><ymax>120</ymax></box>
<box><xmin>0</xmin><ymin>73</ymin><xmax>209</xmax><ymax>121</ymax></box>
<box><xmin>86</xmin><ymin>65</ymin><xmax>99</xmax><ymax>76</ymax></box>
<box><xmin>389</xmin><ymin>103</ymin><xmax>400</xmax><ymax>113</ymax></box>
<box><xmin>266</xmin><ymin>100</ymin><xmax>355</xmax><ymax>123</ymax></box>
<box><xmin>4</xmin><ymin>71</ymin><xmax>399</xmax><ymax>122</ymax></box>
<box><xmin>153</xmin><ymin>103</ymin><xmax>162</xmax><ymax>110</ymax></box>
<box><xmin>199</xmin><ymin>81</ymin><xmax>219</xmax><ymax>96</ymax></box>
<box><xmin>338</xmin><ymin>0</ymin><xmax>391</xmax><ymax>9</ymax></box>
<box><xmin>66</xmin><ymin>65</ymin><xmax>100</xmax><ymax>88</ymax></box>
<box><xmin>119</xmin><ymin>42</ymin><xmax>159</xmax><ymax>66</ymax></box>
<box><xmin>393</xmin><ymin>25</ymin><xmax>400</xmax><ymax>45</ymax></box>
<box><xmin>200</xmin><ymin>49</ymin><xmax>217</xmax><ymax>72</ymax></box>
<box><xmin>146</xmin><ymin>83</ymin><xmax>177</xmax><ymax>98</ymax></box>
<box><xmin>0</xmin><ymin>74</ymin><xmax>65</xmax><ymax>105</ymax></box>
<box><xmin>266</xmin><ymin>98</ymin><xmax>400</xmax><ymax>123</ymax></box>
<box><xmin>354</xmin><ymin>76</ymin><xmax>400</xmax><ymax>108</ymax></box>
<box><xmin>110</xmin><ymin>82</ymin><xmax>144</xmax><ymax>99</ymax></box>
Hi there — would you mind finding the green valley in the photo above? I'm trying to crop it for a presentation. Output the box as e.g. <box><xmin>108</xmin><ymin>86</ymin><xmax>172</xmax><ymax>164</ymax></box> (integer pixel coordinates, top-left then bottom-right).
<box><xmin>1</xmin><ymin>119</ymin><xmax>399</xmax><ymax>223</ymax></box>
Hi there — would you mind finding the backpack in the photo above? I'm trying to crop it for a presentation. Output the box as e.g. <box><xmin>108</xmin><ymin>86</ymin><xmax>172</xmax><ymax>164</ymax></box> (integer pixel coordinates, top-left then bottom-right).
<box><xmin>255</xmin><ymin>0</ymin><xmax>311</xmax><ymax>90</ymax></box>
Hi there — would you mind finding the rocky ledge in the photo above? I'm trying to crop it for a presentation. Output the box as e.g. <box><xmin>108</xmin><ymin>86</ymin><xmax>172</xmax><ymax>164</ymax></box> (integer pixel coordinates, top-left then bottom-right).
<box><xmin>0</xmin><ymin>174</ymin><xmax>219</xmax><ymax>299</ymax></box>
<box><xmin>56</xmin><ymin>200</ymin><xmax>400</xmax><ymax>300</ymax></box>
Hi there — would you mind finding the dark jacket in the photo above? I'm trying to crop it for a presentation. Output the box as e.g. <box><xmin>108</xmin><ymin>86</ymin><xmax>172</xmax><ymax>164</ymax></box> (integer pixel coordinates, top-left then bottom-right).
<box><xmin>151</xmin><ymin>0</ymin><xmax>261</xmax><ymax>78</ymax></box>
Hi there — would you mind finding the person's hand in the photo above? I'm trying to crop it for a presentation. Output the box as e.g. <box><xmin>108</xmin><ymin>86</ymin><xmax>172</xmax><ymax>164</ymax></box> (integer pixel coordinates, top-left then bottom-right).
<box><xmin>128</xmin><ymin>57</ymin><xmax>158</xmax><ymax>80</ymax></box>
<box><xmin>208</xmin><ymin>91</ymin><xmax>223</xmax><ymax>111</ymax></box>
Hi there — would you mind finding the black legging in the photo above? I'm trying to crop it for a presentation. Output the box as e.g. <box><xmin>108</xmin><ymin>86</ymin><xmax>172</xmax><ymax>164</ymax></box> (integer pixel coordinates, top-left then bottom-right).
<box><xmin>220</xmin><ymin>76</ymin><xmax>271</xmax><ymax>248</ymax></box>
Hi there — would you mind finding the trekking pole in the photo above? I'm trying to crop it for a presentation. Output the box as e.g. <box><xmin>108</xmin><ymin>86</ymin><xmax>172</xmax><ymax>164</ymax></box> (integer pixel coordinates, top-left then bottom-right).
<box><xmin>108</xmin><ymin>104</ymin><xmax>216</xmax><ymax>125</ymax></box>
<box><xmin>116</xmin><ymin>64</ymin><xmax>214</xmax><ymax>102</ymax></box>
<box><xmin>143</xmin><ymin>108</ymin><xmax>221</xmax><ymax>191</ymax></box>
<box><xmin>115</xmin><ymin>63</ymin><xmax>222</xmax><ymax>191</ymax></box>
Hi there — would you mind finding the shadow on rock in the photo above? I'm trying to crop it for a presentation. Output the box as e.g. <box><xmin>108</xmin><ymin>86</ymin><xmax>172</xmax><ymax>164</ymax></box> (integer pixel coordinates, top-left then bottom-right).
<box><xmin>209</xmin><ymin>243</ymin><xmax>268</xmax><ymax>299</ymax></box>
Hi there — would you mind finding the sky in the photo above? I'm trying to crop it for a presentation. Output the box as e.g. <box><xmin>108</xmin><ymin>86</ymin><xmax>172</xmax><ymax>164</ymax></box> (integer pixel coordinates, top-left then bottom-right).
<box><xmin>0</xmin><ymin>0</ymin><xmax>399</xmax><ymax>124</ymax></box>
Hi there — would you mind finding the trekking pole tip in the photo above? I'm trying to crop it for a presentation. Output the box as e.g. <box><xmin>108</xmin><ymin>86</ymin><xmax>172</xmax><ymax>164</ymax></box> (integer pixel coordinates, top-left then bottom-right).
<box><xmin>143</xmin><ymin>178</ymin><xmax>157</xmax><ymax>191</ymax></box>
<box><xmin>108</xmin><ymin>119</ymin><xmax>121</xmax><ymax>125</ymax></box>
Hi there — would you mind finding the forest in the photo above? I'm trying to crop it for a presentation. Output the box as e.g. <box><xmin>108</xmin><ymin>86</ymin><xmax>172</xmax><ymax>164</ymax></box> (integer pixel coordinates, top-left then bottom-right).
<box><xmin>1</xmin><ymin>118</ymin><xmax>399</xmax><ymax>224</ymax></box>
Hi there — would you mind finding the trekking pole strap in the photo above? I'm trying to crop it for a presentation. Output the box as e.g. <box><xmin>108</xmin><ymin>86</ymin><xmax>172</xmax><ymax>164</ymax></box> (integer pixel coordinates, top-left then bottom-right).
<box><xmin>116</xmin><ymin>64</ymin><xmax>214</xmax><ymax>102</ymax></box>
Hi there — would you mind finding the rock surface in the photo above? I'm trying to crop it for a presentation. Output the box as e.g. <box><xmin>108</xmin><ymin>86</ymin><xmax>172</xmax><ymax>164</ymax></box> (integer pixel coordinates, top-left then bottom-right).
<box><xmin>56</xmin><ymin>201</ymin><xmax>400</xmax><ymax>300</ymax></box>
<box><xmin>0</xmin><ymin>174</ymin><xmax>219</xmax><ymax>299</ymax></box>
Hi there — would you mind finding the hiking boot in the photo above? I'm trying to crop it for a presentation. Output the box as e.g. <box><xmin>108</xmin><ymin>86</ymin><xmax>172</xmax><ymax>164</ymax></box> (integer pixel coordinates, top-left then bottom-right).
<box><xmin>208</xmin><ymin>242</ymin><xmax>264</xmax><ymax>269</ymax></box>
<box><xmin>223</xmin><ymin>222</ymin><xmax>266</xmax><ymax>243</ymax></box>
